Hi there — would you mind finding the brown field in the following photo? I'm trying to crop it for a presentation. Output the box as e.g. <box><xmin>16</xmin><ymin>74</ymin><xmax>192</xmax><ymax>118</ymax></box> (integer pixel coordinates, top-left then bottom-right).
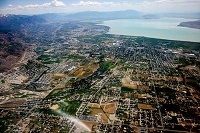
<box><xmin>56</xmin><ymin>84</ymin><xmax>65</xmax><ymax>89</ymax></box>
<box><xmin>138</xmin><ymin>74</ymin><xmax>149</xmax><ymax>78</ymax></box>
<box><xmin>122</xmin><ymin>77</ymin><xmax>138</xmax><ymax>89</ymax></box>
<box><xmin>82</xmin><ymin>121</ymin><xmax>98</xmax><ymax>130</ymax></box>
<box><xmin>50</xmin><ymin>88</ymin><xmax>62</xmax><ymax>95</ymax></box>
<box><xmin>165</xmin><ymin>76</ymin><xmax>182</xmax><ymax>82</ymax></box>
<box><xmin>137</xmin><ymin>94</ymin><xmax>153</xmax><ymax>99</ymax></box>
<box><xmin>90</xmin><ymin>108</ymin><xmax>109</xmax><ymax>123</ymax></box>
<box><xmin>52</xmin><ymin>73</ymin><xmax>66</xmax><ymax>79</ymax></box>
<box><xmin>0</xmin><ymin>98</ymin><xmax>25</xmax><ymax>109</ymax></box>
<box><xmin>122</xmin><ymin>77</ymin><xmax>131</xmax><ymax>84</ymax></box>
<box><xmin>179</xmin><ymin>121</ymin><xmax>194</xmax><ymax>127</ymax></box>
<box><xmin>139</xmin><ymin>85</ymin><xmax>151</xmax><ymax>91</ymax></box>
<box><xmin>88</xmin><ymin>103</ymin><xmax>100</xmax><ymax>108</ymax></box>
<box><xmin>138</xmin><ymin>103</ymin><xmax>155</xmax><ymax>110</ymax></box>
<box><xmin>50</xmin><ymin>104</ymin><xmax>59</xmax><ymax>110</ymax></box>
<box><xmin>69</xmin><ymin>62</ymin><xmax>99</xmax><ymax>79</ymax></box>
<box><xmin>9</xmin><ymin>74</ymin><xmax>28</xmax><ymax>84</ymax></box>
<box><xmin>153</xmin><ymin>76</ymin><xmax>183</xmax><ymax>82</ymax></box>
<box><xmin>183</xmin><ymin>65</ymin><xmax>200</xmax><ymax>71</ymax></box>
<box><xmin>102</xmin><ymin>103</ymin><xmax>117</xmax><ymax>114</ymax></box>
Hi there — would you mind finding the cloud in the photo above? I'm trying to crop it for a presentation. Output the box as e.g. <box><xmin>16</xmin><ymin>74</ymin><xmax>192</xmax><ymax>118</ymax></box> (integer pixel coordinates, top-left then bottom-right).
<box><xmin>72</xmin><ymin>1</ymin><xmax>123</xmax><ymax>7</ymax></box>
<box><xmin>135</xmin><ymin>0</ymin><xmax>200</xmax><ymax>13</ymax></box>
<box><xmin>155</xmin><ymin>0</ymin><xmax>200</xmax><ymax>3</ymax></box>
<box><xmin>70</xmin><ymin>1</ymin><xmax>133</xmax><ymax>12</ymax></box>
<box><xmin>50</xmin><ymin>0</ymin><xmax>65</xmax><ymax>7</ymax></box>
<box><xmin>0</xmin><ymin>0</ymin><xmax>66</xmax><ymax>14</ymax></box>
<box><xmin>1</xmin><ymin>0</ymin><xmax>200</xmax><ymax>14</ymax></box>
<box><xmin>28</xmin><ymin>0</ymin><xmax>65</xmax><ymax>8</ymax></box>
<box><xmin>13</xmin><ymin>0</ymin><xmax>65</xmax><ymax>9</ymax></box>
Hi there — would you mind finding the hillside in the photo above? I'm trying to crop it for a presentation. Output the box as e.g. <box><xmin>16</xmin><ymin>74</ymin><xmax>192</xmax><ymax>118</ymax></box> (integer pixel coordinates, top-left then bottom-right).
<box><xmin>178</xmin><ymin>20</ymin><xmax>200</xmax><ymax>29</ymax></box>
<box><xmin>0</xmin><ymin>15</ymin><xmax>45</xmax><ymax>73</ymax></box>
<box><xmin>65</xmin><ymin>10</ymin><xmax>142</xmax><ymax>20</ymax></box>
<box><xmin>0</xmin><ymin>32</ymin><xmax>26</xmax><ymax>73</ymax></box>
<box><xmin>0</xmin><ymin>15</ymin><xmax>45</xmax><ymax>31</ymax></box>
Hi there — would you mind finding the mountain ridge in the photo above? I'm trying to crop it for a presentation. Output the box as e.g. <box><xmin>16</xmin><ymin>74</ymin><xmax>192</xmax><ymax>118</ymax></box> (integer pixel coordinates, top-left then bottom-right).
<box><xmin>65</xmin><ymin>10</ymin><xmax>142</xmax><ymax>20</ymax></box>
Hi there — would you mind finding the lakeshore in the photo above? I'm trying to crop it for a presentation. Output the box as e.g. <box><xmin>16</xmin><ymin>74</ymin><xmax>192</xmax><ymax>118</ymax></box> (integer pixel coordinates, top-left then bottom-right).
<box><xmin>102</xmin><ymin>18</ymin><xmax>200</xmax><ymax>42</ymax></box>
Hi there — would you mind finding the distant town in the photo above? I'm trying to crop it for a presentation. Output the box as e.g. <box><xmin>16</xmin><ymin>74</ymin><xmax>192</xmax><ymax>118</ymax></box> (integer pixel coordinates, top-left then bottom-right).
<box><xmin>0</xmin><ymin>16</ymin><xmax>200</xmax><ymax>133</ymax></box>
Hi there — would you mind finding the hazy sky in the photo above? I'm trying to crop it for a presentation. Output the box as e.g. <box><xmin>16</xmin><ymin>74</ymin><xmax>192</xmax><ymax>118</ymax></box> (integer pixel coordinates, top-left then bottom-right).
<box><xmin>0</xmin><ymin>0</ymin><xmax>200</xmax><ymax>14</ymax></box>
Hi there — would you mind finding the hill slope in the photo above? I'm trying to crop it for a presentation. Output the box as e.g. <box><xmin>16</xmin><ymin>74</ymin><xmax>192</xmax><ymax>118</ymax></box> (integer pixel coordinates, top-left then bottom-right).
<box><xmin>65</xmin><ymin>10</ymin><xmax>142</xmax><ymax>20</ymax></box>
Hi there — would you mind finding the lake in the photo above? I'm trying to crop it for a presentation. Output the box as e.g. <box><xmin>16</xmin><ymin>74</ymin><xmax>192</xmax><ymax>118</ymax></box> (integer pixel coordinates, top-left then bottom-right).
<box><xmin>102</xmin><ymin>18</ymin><xmax>200</xmax><ymax>42</ymax></box>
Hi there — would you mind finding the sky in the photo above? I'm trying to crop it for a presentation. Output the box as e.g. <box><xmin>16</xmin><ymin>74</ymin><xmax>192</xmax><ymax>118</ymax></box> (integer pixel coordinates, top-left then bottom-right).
<box><xmin>0</xmin><ymin>0</ymin><xmax>200</xmax><ymax>14</ymax></box>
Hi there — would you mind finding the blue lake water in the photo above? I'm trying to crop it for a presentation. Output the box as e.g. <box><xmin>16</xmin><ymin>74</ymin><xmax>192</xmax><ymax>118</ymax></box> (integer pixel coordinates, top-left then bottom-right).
<box><xmin>102</xmin><ymin>18</ymin><xmax>200</xmax><ymax>42</ymax></box>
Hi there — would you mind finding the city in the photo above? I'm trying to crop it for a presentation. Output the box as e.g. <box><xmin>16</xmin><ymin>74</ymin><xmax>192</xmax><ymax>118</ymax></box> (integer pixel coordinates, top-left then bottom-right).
<box><xmin>0</xmin><ymin>20</ymin><xmax>200</xmax><ymax>133</ymax></box>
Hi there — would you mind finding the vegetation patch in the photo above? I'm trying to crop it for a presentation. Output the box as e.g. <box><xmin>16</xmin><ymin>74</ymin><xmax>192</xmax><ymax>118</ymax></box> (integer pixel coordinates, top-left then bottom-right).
<box><xmin>59</xmin><ymin>100</ymin><xmax>82</xmax><ymax>115</ymax></box>
<box><xmin>99</xmin><ymin>61</ymin><xmax>115</xmax><ymax>71</ymax></box>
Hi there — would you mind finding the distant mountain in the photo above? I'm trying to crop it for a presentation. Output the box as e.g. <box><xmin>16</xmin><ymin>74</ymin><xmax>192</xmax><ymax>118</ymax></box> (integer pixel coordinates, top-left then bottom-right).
<box><xmin>64</xmin><ymin>11</ymin><xmax>200</xmax><ymax>21</ymax></box>
<box><xmin>65</xmin><ymin>10</ymin><xmax>142</xmax><ymax>20</ymax></box>
<box><xmin>0</xmin><ymin>15</ymin><xmax>45</xmax><ymax>73</ymax></box>
<box><xmin>37</xmin><ymin>13</ymin><xmax>69</xmax><ymax>22</ymax></box>
<box><xmin>178</xmin><ymin>20</ymin><xmax>200</xmax><ymax>29</ymax></box>
<box><xmin>0</xmin><ymin>15</ymin><xmax>45</xmax><ymax>31</ymax></box>
<box><xmin>142</xmin><ymin>14</ymin><xmax>160</xmax><ymax>19</ymax></box>
<box><xmin>158</xmin><ymin>12</ymin><xmax>200</xmax><ymax>19</ymax></box>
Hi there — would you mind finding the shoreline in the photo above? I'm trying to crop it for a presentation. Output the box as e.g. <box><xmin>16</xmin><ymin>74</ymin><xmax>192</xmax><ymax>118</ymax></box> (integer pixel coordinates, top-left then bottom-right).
<box><xmin>100</xmin><ymin>18</ymin><xmax>200</xmax><ymax>43</ymax></box>
<box><xmin>104</xmin><ymin>33</ymin><xmax>200</xmax><ymax>43</ymax></box>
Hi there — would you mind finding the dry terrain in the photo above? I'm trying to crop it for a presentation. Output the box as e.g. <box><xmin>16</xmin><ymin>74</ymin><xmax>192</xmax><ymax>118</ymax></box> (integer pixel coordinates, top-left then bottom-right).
<box><xmin>122</xmin><ymin>77</ymin><xmax>138</xmax><ymax>89</ymax></box>
<box><xmin>138</xmin><ymin>103</ymin><xmax>155</xmax><ymax>110</ymax></box>
<box><xmin>69</xmin><ymin>62</ymin><xmax>99</xmax><ymax>79</ymax></box>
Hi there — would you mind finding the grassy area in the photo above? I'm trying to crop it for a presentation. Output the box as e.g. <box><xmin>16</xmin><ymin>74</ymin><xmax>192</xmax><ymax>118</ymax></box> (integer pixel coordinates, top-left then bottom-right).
<box><xmin>14</xmin><ymin>92</ymin><xmax>36</xmax><ymax>98</ymax></box>
<box><xmin>59</xmin><ymin>100</ymin><xmax>82</xmax><ymax>115</ymax></box>
<box><xmin>77</xmin><ymin>34</ymin><xmax>114</xmax><ymax>44</ymax></box>
<box><xmin>1</xmin><ymin>79</ymin><xmax>5</xmax><ymax>83</ymax></box>
<box><xmin>120</xmin><ymin>87</ymin><xmax>135</xmax><ymax>98</ymax></box>
<box><xmin>37</xmin><ymin>54</ymin><xmax>62</xmax><ymax>64</ymax></box>
<box><xmin>67</xmin><ymin>54</ymin><xmax>85</xmax><ymax>60</ymax></box>
<box><xmin>83</xmin><ymin>108</ymin><xmax>91</xmax><ymax>115</ymax></box>
<box><xmin>121</xmin><ymin>87</ymin><xmax>134</xmax><ymax>92</ymax></box>
<box><xmin>45</xmin><ymin>89</ymin><xmax>64</xmax><ymax>99</ymax></box>
<box><xmin>20</xmin><ymin>94</ymin><xmax>36</xmax><ymax>98</ymax></box>
<box><xmin>37</xmin><ymin>54</ymin><xmax>51</xmax><ymax>61</ymax></box>
<box><xmin>69</xmin><ymin>88</ymin><xmax>95</xmax><ymax>96</ymax></box>
<box><xmin>0</xmin><ymin>117</ymin><xmax>12</xmax><ymax>132</ymax></box>
<box><xmin>99</xmin><ymin>61</ymin><xmax>115</xmax><ymax>71</ymax></box>
<box><xmin>69</xmin><ymin>62</ymin><xmax>99</xmax><ymax>79</ymax></box>
<box><xmin>34</xmin><ymin>108</ymin><xmax>58</xmax><ymax>115</ymax></box>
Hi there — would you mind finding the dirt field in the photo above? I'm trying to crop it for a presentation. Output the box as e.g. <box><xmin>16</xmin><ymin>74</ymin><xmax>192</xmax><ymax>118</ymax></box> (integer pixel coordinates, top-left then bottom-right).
<box><xmin>50</xmin><ymin>104</ymin><xmax>59</xmax><ymax>110</ymax></box>
<box><xmin>183</xmin><ymin>65</ymin><xmax>200</xmax><ymax>71</ymax></box>
<box><xmin>9</xmin><ymin>74</ymin><xmax>28</xmax><ymax>84</ymax></box>
<box><xmin>56</xmin><ymin>84</ymin><xmax>65</xmax><ymax>89</ymax></box>
<box><xmin>52</xmin><ymin>73</ymin><xmax>66</xmax><ymax>79</ymax></box>
<box><xmin>138</xmin><ymin>103</ymin><xmax>155</xmax><ymax>110</ymax></box>
<box><xmin>82</xmin><ymin>121</ymin><xmax>98</xmax><ymax>130</ymax></box>
<box><xmin>90</xmin><ymin>108</ymin><xmax>109</xmax><ymax>123</ymax></box>
<box><xmin>102</xmin><ymin>103</ymin><xmax>117</xmax><ymax>114</ymax></box>
<box><xmin>88</xmin><ymin>103</ymin><xmax>100</xmax><ymax>108</ymax></box>
<box><xmin>0</xmin><ymin>98</ymin><xmax>25</xmax><ymax>109</ymax></box>
<box><xmin>137</xmin><ymin>94</ymin><xmax>153</xmax><ymax>99</ymax></box>
<box><xmin>122</xmin><ymin>77</ymin><xmax>138</xmax><ymax>89</ymax></box>
<box><xmin>69</xmin><ymin>62</ymin><xmax>99</xmax><ymax>79</ymax></box>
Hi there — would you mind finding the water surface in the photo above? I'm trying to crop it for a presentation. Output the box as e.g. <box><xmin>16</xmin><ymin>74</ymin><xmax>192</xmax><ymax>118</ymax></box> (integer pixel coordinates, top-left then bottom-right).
<box><xmin>102</xmin><ymin>18</ymin><xmax>200</xmax><ymax>42</ymax></box>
